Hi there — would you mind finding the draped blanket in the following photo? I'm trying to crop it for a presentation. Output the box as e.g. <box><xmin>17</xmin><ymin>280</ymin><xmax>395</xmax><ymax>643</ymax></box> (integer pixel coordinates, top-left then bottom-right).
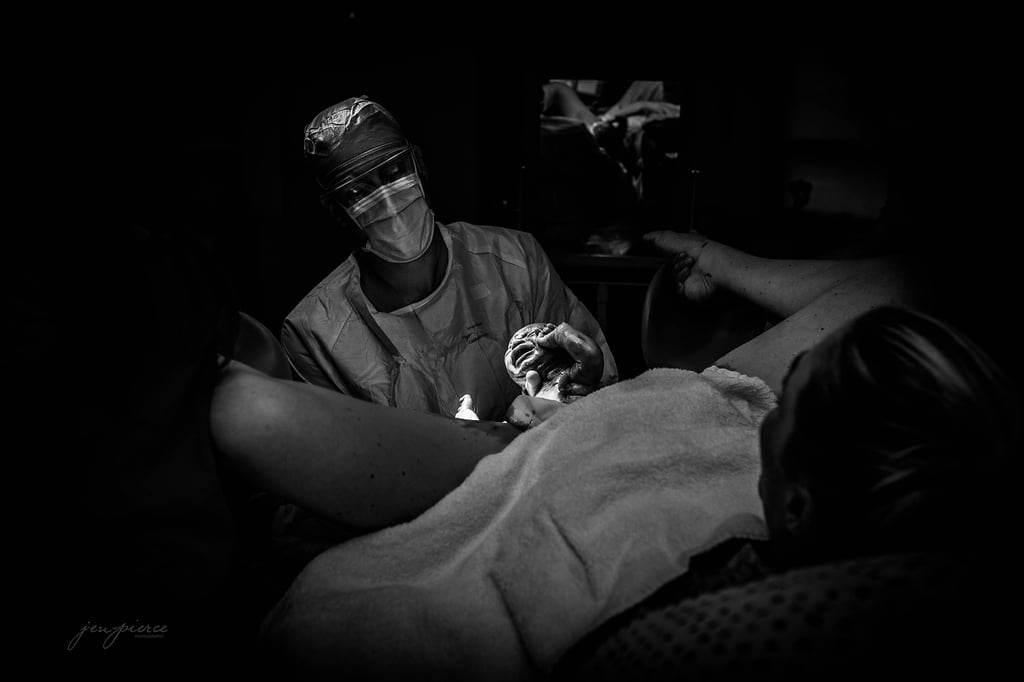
<box><xmin>261</xmin><ymin>367</ymin><xmax>775</xmax><ymax>680</ymax></box>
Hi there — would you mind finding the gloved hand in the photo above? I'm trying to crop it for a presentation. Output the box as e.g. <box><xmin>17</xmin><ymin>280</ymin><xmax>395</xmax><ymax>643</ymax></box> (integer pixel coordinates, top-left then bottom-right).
<box><xmin>532</xmin><ymin>322</ymin><xmax>604</xmax><ymax>398</ymax></box>
<box><xmin>455</xmin><ymin>394</ymin><xmax>479</xmax><ymax>420</ymax></box>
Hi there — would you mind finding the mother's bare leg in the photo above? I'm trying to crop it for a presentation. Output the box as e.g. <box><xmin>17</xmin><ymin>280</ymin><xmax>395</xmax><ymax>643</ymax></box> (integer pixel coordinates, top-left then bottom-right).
<box><xmin>211</xmin><ymin>362</ymin><xmax>521</xmax><ymax>531</ymax></box>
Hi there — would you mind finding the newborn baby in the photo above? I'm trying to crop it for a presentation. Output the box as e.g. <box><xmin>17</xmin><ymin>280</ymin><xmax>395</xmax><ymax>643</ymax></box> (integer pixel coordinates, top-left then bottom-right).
<box><xmin>504</xmin><ymin>322</ymin><xmax>581</xmax><ymax>404</ymax></box>
<box><xmin>457</xmin><ymin>322</ymin><xmax>601</xmax><ymax>426</ymax></box>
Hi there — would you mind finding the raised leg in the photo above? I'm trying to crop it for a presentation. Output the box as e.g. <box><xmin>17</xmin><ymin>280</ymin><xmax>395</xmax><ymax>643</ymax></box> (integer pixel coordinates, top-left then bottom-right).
<box><xmin>211</xmin><ymin>363</ymin><xmax>521</xmax><ymax>530</ymax></box>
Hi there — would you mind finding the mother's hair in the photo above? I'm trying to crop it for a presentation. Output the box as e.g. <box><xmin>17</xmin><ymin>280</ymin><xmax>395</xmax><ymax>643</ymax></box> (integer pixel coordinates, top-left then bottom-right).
<box><xmin>781</xmin><ymin>306</ymin><xmax>1020</xmax><ymax>558</ymax></box>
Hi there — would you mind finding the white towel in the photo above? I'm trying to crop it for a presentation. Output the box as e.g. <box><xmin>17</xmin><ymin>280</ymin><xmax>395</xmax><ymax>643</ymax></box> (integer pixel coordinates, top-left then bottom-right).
<box><xmin>261</xmin><ymin>367</ymin><xmax>776</xmax><ymax>680</ymax></box>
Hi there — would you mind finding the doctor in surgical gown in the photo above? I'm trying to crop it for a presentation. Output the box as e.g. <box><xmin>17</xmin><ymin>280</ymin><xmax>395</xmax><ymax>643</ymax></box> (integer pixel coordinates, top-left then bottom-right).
<box><xmin>281</xmin><ymin>96</ymin><xmax>617</xmax><ymax>422</ymax></box>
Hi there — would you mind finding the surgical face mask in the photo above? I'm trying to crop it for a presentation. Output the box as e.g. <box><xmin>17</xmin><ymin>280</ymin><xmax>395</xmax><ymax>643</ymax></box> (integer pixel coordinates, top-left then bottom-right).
<box><xmin>346</xmin><ymin>174</ymin><xmax>435</xmax><ymax>263</ymax></box>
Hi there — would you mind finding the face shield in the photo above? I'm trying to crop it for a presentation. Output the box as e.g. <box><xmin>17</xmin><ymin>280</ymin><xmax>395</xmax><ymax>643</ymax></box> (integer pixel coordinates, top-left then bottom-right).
<box><xmin>325</xmin><ymin>146</ymin><xmax>435</xmax><ymax>263</ymax></box>
<box><xmin>328</xmin><ymin>146</ymin><xmax>419</xmax><ymax>214</ymax></box>
<box><xmin>304</xmin><ymin>98</ymin><xmax>437</xmax><ymax>263</ymax></box>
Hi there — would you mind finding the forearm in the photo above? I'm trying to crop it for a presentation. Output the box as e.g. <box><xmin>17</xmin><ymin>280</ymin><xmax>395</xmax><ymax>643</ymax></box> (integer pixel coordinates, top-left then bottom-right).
<box><xmin>716</xmin><ymin>256</ymin><xmax>924</xmax><ymax>394</ymax></box>
<box><xmin>542</xmin><ymin>82</ymin><xmax>598</xmax><ymax>125</ymax></box>
<box><xmin>645</xmin><ymin>231</ymin><xmax>927</xmax><ymax>393</ymax></box>
<box><xmin>211</xmin><ymin>364</ymin><xmax>520</xmax><ymax>529</ymax></box>
<box><xmin>706</xmin><ymin>242</ymin><xmax>888</xmax><ymax>319</ymax></box>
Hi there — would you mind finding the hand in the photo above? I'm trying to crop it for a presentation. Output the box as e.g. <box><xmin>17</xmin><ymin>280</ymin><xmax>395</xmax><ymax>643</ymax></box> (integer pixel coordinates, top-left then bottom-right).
<box><xmin>455</xmin><ymin>394</ymin><xmax>479</xmax><ymax>421</ymax></box>
<box><xmin>505</xmin><ymin>395</ymin><xmax>565</xmax><ymax>430</ymax></box>
<box><xmin>534</xmin><ymin>323</ymin><xmax>604</xmax><ymax>398</ymax></box>
<box><xmin>643</xmin><ymin>231</ymin><xmax>717</xmax><ymax>303</ymax></box>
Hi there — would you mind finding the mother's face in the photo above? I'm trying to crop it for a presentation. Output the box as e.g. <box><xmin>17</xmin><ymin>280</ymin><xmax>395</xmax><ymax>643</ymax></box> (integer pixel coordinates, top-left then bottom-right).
<box><xmin>757</xmin><ymin>347</ymin><xmax>816</xmax><ymax>539</ymax></box>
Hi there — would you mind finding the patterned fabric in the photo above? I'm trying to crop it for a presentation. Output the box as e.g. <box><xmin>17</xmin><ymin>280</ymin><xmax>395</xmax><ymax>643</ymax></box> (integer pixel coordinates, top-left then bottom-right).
<box><xmin>554</xmin><ymin>550</ymin><xmax>1000</xmax><ymax>680</ymax></box>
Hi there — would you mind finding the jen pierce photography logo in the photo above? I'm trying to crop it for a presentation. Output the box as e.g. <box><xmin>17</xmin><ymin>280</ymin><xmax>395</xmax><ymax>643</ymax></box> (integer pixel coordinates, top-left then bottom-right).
<box><xmin>67</xmin><ymin>621</ymin><xmax>168</xmax><ymax>651</ymax></box>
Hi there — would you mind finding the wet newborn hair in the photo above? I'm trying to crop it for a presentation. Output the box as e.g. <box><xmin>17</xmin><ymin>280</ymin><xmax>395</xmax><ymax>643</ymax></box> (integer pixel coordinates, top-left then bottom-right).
<box><xmin>504</xmin><ymin>323</ymin><xmax>580</xmax><ymax>403</ymax></box>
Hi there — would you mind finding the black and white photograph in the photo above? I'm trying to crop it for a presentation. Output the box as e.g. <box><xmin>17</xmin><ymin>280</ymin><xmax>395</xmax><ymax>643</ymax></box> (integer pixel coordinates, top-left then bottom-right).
<box><xmin>22</xmin><ymin>11</ymin><xmax>1020</xmax><ymax>680</ymax></box>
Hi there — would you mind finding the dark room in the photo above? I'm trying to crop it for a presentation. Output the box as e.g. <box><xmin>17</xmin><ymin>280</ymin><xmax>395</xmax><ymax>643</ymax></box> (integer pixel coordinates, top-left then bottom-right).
<box><xmin>23</xmin><ymin>15</ymin><xmax>1020</xmax><ymax>679</ymax></box>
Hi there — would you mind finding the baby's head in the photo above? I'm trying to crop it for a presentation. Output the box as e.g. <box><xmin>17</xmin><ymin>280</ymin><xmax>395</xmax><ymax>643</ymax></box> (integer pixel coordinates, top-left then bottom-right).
<box><xmin>505</xmin><ymin>323</ymin><xmax>579</xmax><ymax>403</ymax></box>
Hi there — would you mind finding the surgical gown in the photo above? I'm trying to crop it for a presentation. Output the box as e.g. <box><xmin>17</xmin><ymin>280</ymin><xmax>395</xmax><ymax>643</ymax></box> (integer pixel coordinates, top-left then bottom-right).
<box><xmin>281</xmin><ymin>222</ymin><xmax>618</xmax><ymax>421</ymax></box>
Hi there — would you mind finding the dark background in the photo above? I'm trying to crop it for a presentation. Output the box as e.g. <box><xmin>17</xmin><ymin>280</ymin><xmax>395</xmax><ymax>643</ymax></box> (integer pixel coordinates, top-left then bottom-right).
<box><xmin>63</xmin><ymin>19</ymin><xmax>1018</xmax><ymax>384</ymax></box>
<box><xmin>23</xmin><ymin>13</ymin><xmax>1021</xmax><ymax>674</ymax></box>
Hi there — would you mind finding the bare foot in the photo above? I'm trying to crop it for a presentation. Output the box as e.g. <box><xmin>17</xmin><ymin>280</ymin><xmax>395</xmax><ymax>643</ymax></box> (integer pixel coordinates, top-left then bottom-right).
<box><xmin>643</xmin><ymin>231</ymin><xmax>718</xmax><ymax>303</ymax></box>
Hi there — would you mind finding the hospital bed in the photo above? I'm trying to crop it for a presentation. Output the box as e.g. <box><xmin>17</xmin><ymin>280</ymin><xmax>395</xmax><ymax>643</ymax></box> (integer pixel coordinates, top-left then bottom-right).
<box><xmin>234</xmin><ymin>303</ymin><xmax>994</xmax><ymax>679</ymax></box>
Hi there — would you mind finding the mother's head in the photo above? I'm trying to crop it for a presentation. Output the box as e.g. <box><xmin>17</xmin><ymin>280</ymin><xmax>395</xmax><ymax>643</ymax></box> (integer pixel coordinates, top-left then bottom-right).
<box><xmin>758</xmin><ymin>306</ymin><xmax>1019</xmax><ymax>566</ymax></box>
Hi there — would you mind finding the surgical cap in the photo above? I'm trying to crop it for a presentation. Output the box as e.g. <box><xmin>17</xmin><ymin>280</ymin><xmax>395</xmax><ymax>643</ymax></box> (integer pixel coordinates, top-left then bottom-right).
<box><xmin>303</xmin><ymin>97</ymin><xmax>409</xmax><ymax>194</ymax></box>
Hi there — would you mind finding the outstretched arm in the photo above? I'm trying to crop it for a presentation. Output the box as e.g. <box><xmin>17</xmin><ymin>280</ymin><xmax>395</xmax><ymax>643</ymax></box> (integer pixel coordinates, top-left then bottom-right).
<box><xmin>644</xmin><ymin>231</ymin><xmax>892</xmax><ymax>318</ymax></box>
<box><xmin>604</xmin><ymin>100</ymin><xmax>681</xmax><ymax>120</ymax></box>
<box><xmin>542</xmin><ymin>82</ymin><xmax>599</xmax><ymax>125</ymax></box>
<box><xmin>211</xmin><ymin>362</ymin><xmax>521</xmax><ymax>531</ymax></box>
<box><xmin>644</xmin><ymin>231</ymin><xmax>930</xmax><ymax>395</ymax></box>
